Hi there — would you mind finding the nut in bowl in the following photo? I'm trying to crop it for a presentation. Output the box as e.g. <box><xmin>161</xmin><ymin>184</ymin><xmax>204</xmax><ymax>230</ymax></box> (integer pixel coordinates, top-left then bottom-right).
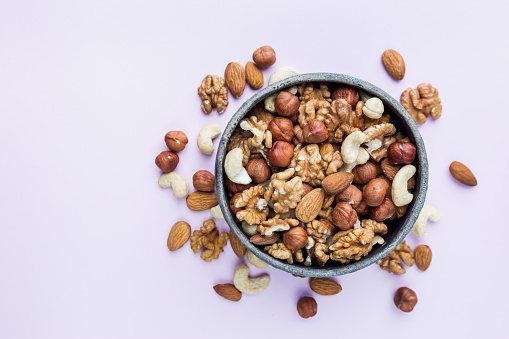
<box><xmin>215</xmin><ymin>73</ymin><xmax>428</xmax><ymax>277</ymax></box>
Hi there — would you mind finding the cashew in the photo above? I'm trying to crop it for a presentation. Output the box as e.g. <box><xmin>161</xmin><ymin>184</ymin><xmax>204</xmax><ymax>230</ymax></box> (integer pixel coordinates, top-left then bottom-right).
<box><xmin>233</xmin><ymin>263</ymin><xmax>270</xmax><ymax>294</ymax></box>
<box><xmin>354</xmin><ymin>218</ymin><xmax>361</xmax><ymax>229</ymax></box>
<box><xmin>197</xmin><ymin>123</ymin><xmax>221</xmax><ymax>155</ymax></box>
<box><xmin>338</xmin><ymin>148</ymin><xmax>369</xmax><ymax>173</ymax></box>
<box><xmin>224</xmin><ymin>148</ymin><xmax>252</xmax><ymax>185</ymax></box>
<box><xmin>268</xmin><ymin>67</ymin><xmax>300</xmax><ymax>85</ymax></box>
<box><xmin>341</xmin><ymin>131</ymin><xmax>367</xmax><ymax>164</ymax></box>
<box><xmin>247</xmin><ymin>251</ymin><xmax>269</xmax><ymax>269</ymax></box>
<box><xmin>362</xmin><ymin>97</ymin><xmax>384</xmax><ymax>119</ymax></box>
<box><xmin>372</xmin><ymin>235</ymin><xmax>385</xmax><ymax>245</ymax></box>
<box><xmin>158</xmin><ymin>172</ymin><xmax>189</xmax><ymax>198</ymax></box>
<box><xmin>210</xmin><ymin>205</ymin><xmax>224</xmax><ymax>219</ymax></box>
<box><xmin>412</xmin><ymin>205</ymin><xmax>441</xmax><ymax>237</ymax></box>
<box><xmin>358</xmin><ymin>90</ymin><xmax>372</xmax><ymax>103</ymax></box>
<box><xmin>391</xmin><ymin>165</ymin><xmax>416</xmax><ymax>207</ymax></box>
<box><xmin>242</xmin><ymin>221</ymin><xmax>258</xmax><ymax>236</ymax></box>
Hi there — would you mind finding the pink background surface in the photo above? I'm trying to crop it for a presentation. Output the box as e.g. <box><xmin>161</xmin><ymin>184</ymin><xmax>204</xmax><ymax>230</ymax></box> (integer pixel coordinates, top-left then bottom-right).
<box><xmin>1</xmin><ymin>1</ymin><xmax>508</xmax><ymax>338</ymax></box>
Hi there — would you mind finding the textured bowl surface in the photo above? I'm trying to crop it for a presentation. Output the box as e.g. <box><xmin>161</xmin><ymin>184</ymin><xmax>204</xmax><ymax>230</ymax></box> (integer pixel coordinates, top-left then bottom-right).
<box><xmin>215</xmin><ymin>73</ymin><xmax>428</xmax><ymax>277</ymax></box>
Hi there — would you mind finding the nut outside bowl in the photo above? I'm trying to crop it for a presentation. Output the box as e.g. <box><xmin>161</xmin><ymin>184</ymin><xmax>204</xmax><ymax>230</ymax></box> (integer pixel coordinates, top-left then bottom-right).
<box><xmin>215</xmin><ymin>73</ymin><xmax>428</xmax><ymax>277</ymax></box>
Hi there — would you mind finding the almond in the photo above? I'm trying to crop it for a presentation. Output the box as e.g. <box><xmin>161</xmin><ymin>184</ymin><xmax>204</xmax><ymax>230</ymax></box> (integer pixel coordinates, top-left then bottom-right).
<box><xmin>250</xmin><ymin>233</ymin><xmax>279</xmax><ymax>245</ymax></box>
<box><xmin>186</xmin><ymin>191</ymin><xmax>219</xmax><ymax>211</ymax></box>
<box><xmin>322</xmin><ymin>172</ymin><xmax>354</xmax><ymax>195</ymax></box>
<box><xmin>167</xmin><ymin>221</ymin><xmax>191</xmax><ymax>251</ymax></box>
<box><xmin>245</xmin><ymin>61</ymin><xmax>264</xmax><ymax>89</ymax></box>
<box><xmin>224</xmin><ymin>62</ymin><xmax>245</xmax><ymax>98</ymax></box>
<box><xmin>229</xmin><ymin>231</ymin><xmax>247</xmax><ymax>258</ymax></box>
<box><xmin>414</xmin><ymin>244</ymin><xmax>432</xmax><ymax>271</ymax></box>
<box><xmin>213</xmin><ymin>283</ymin><xmax>242</xmax><ymax>302</ymax></box>
<box><xmin>449</xmin><ymin>161</ymin><xmax>477</xmax><ymax>186</ymax></box>
<box><xmin>382</xmin><ymin>49</ymin><xmax>405</xmax><ymax>80</ymax></box>
<box><xmin>309</xmin><ymin>277</ymin><xmax>343</xmax><ymax>296</ymax></box>
<box><xmin>295</xmin><ymin>188</ymin><xmax>325</xmax><ymax>223</ymax></box>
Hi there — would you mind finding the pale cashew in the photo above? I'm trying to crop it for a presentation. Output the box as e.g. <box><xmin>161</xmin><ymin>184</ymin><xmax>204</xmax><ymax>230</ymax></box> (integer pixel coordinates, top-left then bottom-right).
<box><xmin>354</xmin><ymin>218</ymin><xmax>361</xmax><ymax>229</ymax></box>
<box><xmin>242</xmin><ymin>221</ymin><xmax>258</xmax><ymax>236</ymax></box>
<box><xmin>247</xmin><ymin>251</ymin><xmax>269</xmax><ymax>269</ymax></box>
<box><xmin>338</xmin><ymin>148</ymin><xmax>369</xmax><ymax>173</ymax></box>
<box><xmin>268</xmin><ymin>67</ymin><xmax>300</xmax><ymax>85</ymax></box>
<box><xmin>392</xmin><ymin>165</ymin><xmax>416</xmax><ymax>207</ymax></box>
<box><xmin>412</xmin><ymin>205</ymin><xmax>441</xmax><ymax>237</ymax></box>
<box><xmin>362</xmin><ymin>97</ymin><xmax>384</xmax><ymax>119</ymax></box>
<box><xmin>372</xmin><ymin>235</ymin><xmax>385</xmax><ymax>245</ymax></box>
<box><xmin>233</xmin><ymin>264</ymin><xmax>270</xmax><ymax>294</ymax></box>
<box><xmin>304</xmin><ymin>255</ymin><xmax>312</xmax><ymax>266</ymax></box>
<box><xmin>197</xmin><ymin>123</ymin><xmax>221</xmax><ymax>155</ymax></box>
<box><xmin>358</xmin><ymin>90</ymin><xmax>373</xmax><ymax>103</ymax></box>
<box><xmin>158</xmin><ymin>172</ymin><xmax>189</xmax><ymax>198</ymax></box>
<box><xmin>224</xmin><ymin>148</ymin><xmax>252</xmax><ymax>185</ymax></box>
<box><xmin>210</xmin><ymin>205</ymin><xmax>224</xmax><ymax>219</ymax></box>
<box><xmin>341</xmin><ymin>131</ymin><xmax>367</xmax><ymax>164</ymax></box>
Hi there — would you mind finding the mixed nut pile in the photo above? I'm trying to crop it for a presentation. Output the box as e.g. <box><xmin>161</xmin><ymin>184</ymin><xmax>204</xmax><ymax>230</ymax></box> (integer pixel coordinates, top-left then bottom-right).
<box><xmin>155</xmin><ymin>45</ymin><xmax>478</xmax><ymax>317</ymax></box>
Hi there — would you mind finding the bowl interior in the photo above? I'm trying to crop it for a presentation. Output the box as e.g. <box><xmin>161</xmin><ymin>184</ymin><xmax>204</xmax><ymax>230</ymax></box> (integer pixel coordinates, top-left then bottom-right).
<box><xmin>215</xmin><ymin>73</ymin><xmax>428</xmax><ymax>277</ymax></box>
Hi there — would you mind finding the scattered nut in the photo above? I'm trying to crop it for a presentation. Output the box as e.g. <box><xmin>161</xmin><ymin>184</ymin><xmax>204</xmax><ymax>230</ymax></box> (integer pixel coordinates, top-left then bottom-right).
<box><xmin>394</xmin><ymin>287</ymin><xmax>418</xmax><ymax>312</ymax></box>
<box><xmin>391</xmin><ymin>164</ymin><xmax>416</xmax><ymax>207</ymax></box>
<box><xmin>233</xmin><ymin>263</ymin><xmax>270</xmax><ymax>294</ymax></box>
<box><xmin>414</xmin><ymin>244</ymin><xmax>432</xmax><ymax>271</ymax></box>
<box><xmin>224</xmin><ymin>62</ymin><xmax>246</xmax><ymax>98</ymax></box>
<box><xmin>412</xmin><ymin>205</ymin><xmax>441</xmax><ymax>237</ymax></box>
<box><xmin>309</xmin><ymin>278</ymin><xmax>342</xmax><ymax>296</ymax></box>
<box><xmin>297</xmin><ymin>296</ymin><xmax>317</xmax><ymax>319</ymax></box>
<box><xmin>164</xmin><ymin>131</ymin><xmax>188</xmax><ymax>152</ymax></box>
<box><xmin>167</xmin><ymin>221</ymin><xmax>191</xmax><ymax>251</ymax></box>
<box><xmin>155</xmin><ymin>151</ymin><xmax>179</xmax><ymax>173</ymax></box>
<box><xmin>197</xmin><ymin>123</ymin><xmax>221</xmax><ymax>155</ymax></box>
<box><xmin>268</xmin><ymin>67</ymin><xmax>300</xmax><ymax>85</ymax></box>
<box><xmin>245</xmin><ymin>61</ymin><xmax>264</xmax><ymax>89</ymax></box>
<box><xmin>210</xmin><ymin>205</ymin><xmax>224</xmax><ymax>219</ymax></box>
<box><xmin>400</xmin><ymin>83</ymin><xmax>442</xmax><ymax>125</ymax></box>
<box><xmin>229</xmin><ymin>231</ymin><xmax>246</xmax><ymax>258</ymax></box>
<box><xmin>247</xmin><ymin>250</ymin><xmax>269</xmax><ymax>268</ymax></box>
<box><xmin>449</xmin><ymin>161</ymin><xmax>477</xmax><ymax>186</ymax></box>
<box><xmin>186</xmin><ymin>191</ymin><xmax>219</xmax><ymax>211</ymax></box>
<box><xmin>197</xmin><ymin>75</ymin><xmax>228</xmax><ymax>114</ymax></box>
<box><xmin>190</xmin><ymin>219</ymin><xmax>229</xmax><ymax>262</ymax></box>
<box><xmin>252</xmin><ymin>46</ymin><xmax>276</xmax><ymax>68</ymax></box>
<box><xmin>381</xmin><ymin>49</ymin><xmax>406</xmax><ymax>80</ymax></box>
<box><xmin>192</xmin><ymin>170</ymin><xmax>215</xmax><ymax>192</ymax></box>
<box><xmin>158</xmin><ymin>172</ymin><xmax>189</xmax><ymax>198</ymax></box>
<box><xmin>213</xmin><ymin>283</ymin><xmax>242</xmax><ymax>302</ymax></box>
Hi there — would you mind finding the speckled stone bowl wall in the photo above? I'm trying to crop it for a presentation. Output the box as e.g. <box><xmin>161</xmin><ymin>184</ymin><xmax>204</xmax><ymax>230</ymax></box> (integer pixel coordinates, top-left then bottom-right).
<box><xmin>215</xmin><ymin>73</ymin><xmax>428</xmax><ymax>277</ymax></box>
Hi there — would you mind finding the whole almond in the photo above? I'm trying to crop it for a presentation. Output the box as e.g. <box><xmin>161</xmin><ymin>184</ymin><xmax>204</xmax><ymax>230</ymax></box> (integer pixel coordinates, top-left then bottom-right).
<box><xmin>322</xmin><ymin>172</ymin><xmax>354</xmax><ymax>195</ymax></box>
<box><xmin>224</xmin><ymin>62</ymin><xmax>245</xmax><ymax>98</ymax></box>
<box><xmin>414</xmin><ymin>244</ymin><xmax>432</xmax><ymax>271</ymax></box>
<box><xmin>250</xmin><ymin>233</ymin><xmax>279</xmax><ymax>245</ymax></box>
<box><xmin>167</xmin><ymin>221</ymin><xmax>191</xmax><ymax>251</ymax></box>
<box><xmin>213</xmin><ymin>283</ymin><xmax>242</xmax><ymax>302</ymax></box>
<box><xmin>186</xmin><ymin>191</ymin><xmax>219</xmax><ymax>211</ymax></box>
<box><xmin>382</xmin><ymin>49</ymin><xmax>406</xmax><ymax>80</ymax></box>
<box><xmin>245</xmin><ymin>61</ymin><xmax>264</xmax><ymax>89</ymax></box>
<box><xmin>309</xmin><ymin>278</ymin><xmax>342</xmax><ymax>296</ymax></box>
<box><xmin>449</xmin><ymin>161</ymin><xmax>477</xmax><ymax>186</ymax></box>
<box><xmin>295</xmin><ymin>188</ymin><xmax>325</xmax><ymax>223</ymax></box>
<box><xmin>229</xmin><ymin>231</ymin><xmax>247</xmax><ymax>258</ymax></box>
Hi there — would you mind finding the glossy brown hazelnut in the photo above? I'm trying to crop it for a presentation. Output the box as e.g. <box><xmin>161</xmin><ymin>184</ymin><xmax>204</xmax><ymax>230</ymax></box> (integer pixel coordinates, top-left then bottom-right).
<box><xmin>229</xmin><ymin>193</ymin><xmax>243</xmax><ymax>215</ymax></box>
<box><xmin>283</xmin><ymin>227</ymin><xmax>308</xmax><ymax>250</ymax></box>
<box><xmin>394</xmin><ymin>287</ymin><xmax>418</xmax><ymax>312</ymax></box>
<box><xmin>352</xmin><ymin>162</ymin><xmax>377</xmax><ymax>185</ymax></box>
<box><xmin>246</xmin><ymin>158</ymin><xmax>271</xmax><ymax>183</ymax></box>
<box><xmin>297</xmin><ymin>296</ymin><xmax>317</xmax><ymax>319</ymax></box>
<box><xmin>363</xmin><ymin>178</ymin><xmax>389</xmax><ymax>207</ymax></box>
<box><xmin>332</xmin><ymin>202</ymin><xmax>358</xmax><ymax>230</ymax></box>
<box><xmin>301</xmin><ymin>183</ymin><xmax>313</xmax><ymax>197</ymax></box>
<box><xmin>164</xmin><ymin>130</ymin><xmax>188</xmax><ymax>152</ymax></box>
<box><xmin>252</xmin><ymin>46</ymin><xmax>276</xmax><ymax>68</ymax></box>
<box><xmin>354</xmin><ymin>200</ymin><xmax>369</xmax><ymax>216</ymax></box>
<box><xmin>268</xmin><ymin>117</ymin><xmax>294</xmax><ymax>142</ymax></box>
<box><xmin>335</xmin><ymin>184</ymin><xmax>363</xmax><ymax>208</ymax></box>
<box><xmin>267</xmin><ymin>141</ymin><xmax>294</xmax><ymax>167</ymax></box>
<box><xmin>332</xmin><ymin>86</ymin><xmax>359</xmax><ymax>107</ymax></box>
<box><xmin>387</xmin><ymin>142</ymin><xmax>416</xmax><ymax>165</ymax></box>
<box><xmin>155</xmin><ymin>151</ymin><xmax>179</xmax><ymax>173</ymax></box>
<box><xmin>303</xmin><ymin>119</ymin><xmax>328</xmax><ymax>144</ymax></box>
<box><xmin>369</xmin><ymin>196</ymin><xmax>396</xmax><ymax>221</ymax></box>
<box><xmin>275</xmin><ymin>92</ymin><xmax>299</xmax><ymax>119</ymax></box>
<box><xmin>225</xmin><ymin>177</ymin><xmax>251</xmax><ymax>194</ymax></box>
<box><xmin>192</xmin><ymin>170</ymin><xmax>215</xmax><ymax>192</ymax></box>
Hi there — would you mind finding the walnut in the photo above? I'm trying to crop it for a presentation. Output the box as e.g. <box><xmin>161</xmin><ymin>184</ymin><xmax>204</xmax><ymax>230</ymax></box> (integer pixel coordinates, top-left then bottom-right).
<box><xmin>265</xmin><ymin>241</ymin><xmax>293</xmax><ymax>261</ymax></box>
<box><xmin>377</xmin><ymin>240</ymin><xmax>414</xmax><ymax>274</ymax></box>
<box><xmin>289</xmin><ymin>144</ymin><xmax>327</xmax><ymax>186</ymax></box>
<box><xmin>297</xmin><ymin>83</ymin><xmax>332</xmax><ymax>127</ymax></box>
<box><xmin>190</xmin><ymin>219</ymin><xmax>229</xmax><ymax>262</ymax></box>
<box><xmin>235</xmin><ymin>186</ymin><xmax>270</xmax><ymax>225</ymax></box>
<box><xmin>364</xmin><ymin>113</ymin><xmax>391</xmax><ymax>129</ymax></box>
<box><xmin>307</xmin><ymin>243</ymin><xmax>329</xmax><ymax>267</ymax></box>
<box><xmin>363</xmin><ymin>123</ymin><xmax>397</xmax><ymax>154</ymax></box>
<box><xmin>329</xmin><ymin>98</ymin><xmax>364</xmax><ymax>142</ymax></box>
<box><xmin>228</xmin><ymin>128</ymin><xmax>252</xmax><ymax>166</ymax></box>
<box><xmin>319</xmin><ymin>143</ymin><xmax>343</xmax><ymax>175</ymax></box>
<box><xmin>401</xmin><ymin>84</ymin><xmax>442</xmax><ymax>125</ymax></box>
<box><xmin>329</xmin><ymin>226</ymin><xmax>374</xmax><ymax>264</ymax></box>
<box><xmin>251</xmin><ymin>104</ymin><xmax>274</xmax><ymax>125</ymax></box>
<box><xmin>361</xmin><ymin>219</ymin><xmax>388</xmax><ymax>235</ymax></box>
<box><xmin>264</xmin><ymin>168</ymin><xmax>304</xmax><ymax>214</ymax></box>
<box><xmin>370</xmin><ymin>136</ymin><xmax>397</xmax><ymax>162</ymax></box>
<box><xmin>197</xmin><ymin>75</ymin><xmax>229</xmax><ymax>114</ymax></box>
<box><xmin>293</xmin><ymin>248</ymin><xmax>305</xmax><ymax>263</ymax></box>
<box><xmin>258</xmin><ymin>215</ymin><xmax>299</xmax><ymax>236</ymax></box>
<box><xmin>239</xmin><ymin>116</ymin><xmax>272</xmax><ymax>152</ymax></box>
<box><xmin>306</xmin><ymin>219</ymin><xmax>335</xmax><ymax>243</ymax></box>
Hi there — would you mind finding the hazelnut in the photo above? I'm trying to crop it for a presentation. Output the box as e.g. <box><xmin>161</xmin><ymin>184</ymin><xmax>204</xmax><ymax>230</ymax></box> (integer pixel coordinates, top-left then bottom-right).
<box><xmin>335</xmin><ymin>184</ymin><xmax>362</xmax><ymax>208</ymax></box>
<box><xmin>332</xmin><ymin>86</ymin><xmax>359</xmax><ymax>107</ymax></box>
<box><xmin>297</xmin><ymin>296</ymin><xmax>317</xmax><ymax>319</ymax></box>
<box><xmin>275</xmin><ymin>92</ymin><xmax>300</xmax><ymax>120</ymax></box>
<box><xmin>352</xmin><ymin>162</ymin><xmax>377</xmax><ymax>185</ymax></box>
<box><xmin>192</xmin><ymin>170</ymin><xmax>215</xmax><ymax>192</ymax></box>
<box><xmin>252</xmin><ymin>46</ymin><xmax>276</xmax><ymax>68</ymax></box>
<box><xmin>394</xmin><ymin>287</ymin><xmax>418</xmax><ymax>312</ymax></box>
<box><xmin>363</xmin><ymin>178</ymin><xmax>389</xmax><ymax>207</ymax></box>
<box><xmin>268</xmin><ymin>117</ymin><xmax>294</xmax><ymax>142</ymax></box>
<box><xmin>267</xmin><ymin>141</ymin><xmax>294</xmax><ymax>167</ymax></box>
<box><xmin>369</xmin><ymin>196</ymin><xmax>396</xmax><ymax>221</ymax></box>
<box><xmin>332</xmin><ymin>202</ymin><xmax>357</xmax><ymax>230</ymax></box>
<box><xmin>283</xmin><ymin>227</ymin><xmax>308</xmax><ymax>250</ymax></box>
<box><xmin>246</xmin><ymin>158</ymin><xmax>271</xmax><ymax>183</ymax></box>
<box><xmin>354</xmin><ymin>200</ymin><xmax>369</xmax><ymax>216</ymax></box>
<box><xmin>230</xmin><ymin>193</ymin><xmax>243</xmax><ymax>215</ymax></box>
<box><xmin>225</xmin><ymin>177</ymin><xmax>251</xmax><ymax>194</ymax></box>
<box><xmin>387</xmin><ymin>142</ymin><xmax>416</xmax><ymax>165</ymax></box>
<box><xmin>164</xmin><ymin>130</ymin><xmax>188</xmax><ymax>152</ymax></box>
<box><xmin>302</xmin><ymin>183</ymin><xmax>313</xmax><ymax>197</ymax></box>
<box><xmin>303</xmin><ymin>119</ymin><xmax>328</xmax><ymax>144</ymax></box>
<box><xmin>155</xmin><ymin>151</ymin><xmax>179</xmax><ymax>173</ymax></box>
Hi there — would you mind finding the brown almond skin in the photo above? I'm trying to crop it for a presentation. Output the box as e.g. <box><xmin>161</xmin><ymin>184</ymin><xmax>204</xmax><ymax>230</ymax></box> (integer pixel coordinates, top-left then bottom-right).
<box><xmin>394</xmin><ymin>287</ymin><xmax>417</xmax><ymax>312</ymax></box>
<box><xmin>245</xmin><ymin>61</ymin><xmax>264</xmax><ymax>89</ymax></box>
<box><xmin>155</xmin><ymin>151</ymin><xmax>179</xmax><ymax>173</ymax></box>
<box><xmin>322</xmin><ymin>172</ymin><xmax>354</xmax><ymax>195</ymax></box>
<box><xmin>165</xmin><ymin>131</ymin><xmax>188</xmax><ymax>152</ymax></box>
<box><xmin>382</xmin><ymin>49</ymin><xmax>406</xmax><ymax>81</ymax></box>
<box><xmin>295</xmin><ymin>188</ymin><xmax>325</xmax><ymax>223</ymax></box>
<box><xmin>250</xmin><ymin>233</ymin><xmax>279</xmax><ymax>245</ymax></box>
<box><xmin>301</xmin><ymin>183</ymin><xmax>313</xmax><ymax>197</ymax></box>
<box><xmin>252</xmin><ymin>46</ymin><xmax>276</xmax><ymax>68</ymax></box>
<box><xmin>414</xmin><ymin>245</ymin><xmax>432</xmax><ymax>271</ymax></box>
<box><xmin>449</xmin><ymin>161</ymin><xmax>477</xmax><ymax>186</ymax></box>
<box><xmin>167</xmin><ymin>221</ymin><xmax>191</xmax><ymax>251</ymax></box>
<box><xmin>186</xmin><ymin>192</ymin><xmax>218</xmax><ymax>211</ymax></box>
<box><xmin>213</xmin><ymin>283</ymin><xmax>242</xmax><ymax>302</ymax></box>
<box><xmin>224</xmin><ymin>62</ymin><xmax>245</xmax><ymax>98</ymax></box>
<box><xmin>229</xmin><ymin>231</ymin><xmax>247</xmax><ymax>258</ymax></box>
<box><xmin>297</xmin><ymin>296</ymin><xmax>317</xmax><ymax>319</ymax></box>
<box><xmin>192</xmin><ymin>170</ymin><xmax>215</xmax><ymax>192</ymax></box>
<box><xmin>309</xmin><ymin>278</ymin><xmax>342</xmax><ymax>296</ymax></box>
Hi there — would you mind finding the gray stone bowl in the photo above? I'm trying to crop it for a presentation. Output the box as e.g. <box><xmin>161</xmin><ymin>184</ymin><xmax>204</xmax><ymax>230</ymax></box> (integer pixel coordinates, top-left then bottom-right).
<box><xmin>215</xmin><ymin>73</ymin><xmax>428</xmax><ymax>277</ymax></box>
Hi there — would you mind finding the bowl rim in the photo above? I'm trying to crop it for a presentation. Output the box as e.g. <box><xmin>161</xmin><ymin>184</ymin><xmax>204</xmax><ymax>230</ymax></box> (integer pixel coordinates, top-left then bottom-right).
<box><xmin>215</xmin><ymin>72</ymin><xmax>428</xmax><ymax>277</ymax></box>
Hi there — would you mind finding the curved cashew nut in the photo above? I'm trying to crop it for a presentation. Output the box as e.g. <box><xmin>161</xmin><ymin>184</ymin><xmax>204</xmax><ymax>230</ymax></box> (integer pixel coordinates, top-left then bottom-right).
<box><xmin>372</xmin><ymin>235</ymin><xmax>385</xmax><ymax>245</ymax></box>
<box><xmin>210</xmin><ymin>205</ymin><xmax>224</xmax><ymax>219</ymax></box>
<box><xmin>412</xmin><ymin>205</ymin><xmax>441</xmax><ymax>237</ymax></box>
<box><xmin>225</xmin><ymin>148</ymin><xmax>252</xmax><ymax>185</ymax></box>
<box><xmin>341</xmin><ymin>131</ymin><xmax>367</xmax><ymax>164</ymax></box>
<box><xmin>362</xmin><ymin>97</ymin><xmax>384</xmax><ymax>119</ymax></box>
<box><xmin>338</xmin><ymin>148</ymin><xmax>369</xmax><ymax>173</ymax></box>
<box><xmin>392</xmin><ymin>165</ymin><xmax>416</xmax><ymax>207</ymax></box>
<box><xmin>158</xmin><ymin>172</ymin><xmax>189</xmax><ymax>198</ymax></box>
<box><xmin>241</xmin><ymin>221</ymin><xmax>258</xmax><ymax>236</ymax></box>
<box><xmin>197</xmin><ymin>123</ymin><xmax>221</xmax><ymax>155</ymax></box>
<box><xmin>247</xmin><ymin>250</ymin><xmax>269</xmax><ymax>269</ymax></box>
<box><xmin>233</xmin><ymin>264</ymin><xmax>270</xmax><ymax>294</ymax></box>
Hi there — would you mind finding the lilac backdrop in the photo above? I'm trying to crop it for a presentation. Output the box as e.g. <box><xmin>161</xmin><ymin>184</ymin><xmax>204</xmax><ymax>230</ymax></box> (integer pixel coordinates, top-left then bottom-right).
<box><xmin>1</xmin><ymin>1</ymin><xmax>508</xmax><ymax>338</ymax></box>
